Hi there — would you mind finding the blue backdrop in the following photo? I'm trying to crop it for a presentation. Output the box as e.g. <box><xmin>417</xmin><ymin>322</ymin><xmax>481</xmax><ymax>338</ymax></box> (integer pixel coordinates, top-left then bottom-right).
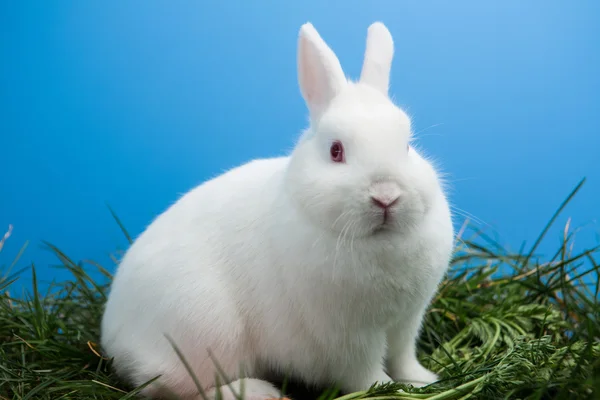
<box><xmin>1</xmin><ymin>1</ymin><xmax>599</xmax><ymax>292</ymax></box>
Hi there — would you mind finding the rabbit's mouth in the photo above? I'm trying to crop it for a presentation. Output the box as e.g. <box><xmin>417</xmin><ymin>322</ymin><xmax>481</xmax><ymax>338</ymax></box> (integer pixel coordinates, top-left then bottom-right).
<box><xmin>372</xmin><ymin>224</ymin><xmax>395</xmax><ymax>237</ymax></box>
<box><xmin>372</xmin><ymin>213</ymin><xmax>394</xmax><ymax>234</ymax></box>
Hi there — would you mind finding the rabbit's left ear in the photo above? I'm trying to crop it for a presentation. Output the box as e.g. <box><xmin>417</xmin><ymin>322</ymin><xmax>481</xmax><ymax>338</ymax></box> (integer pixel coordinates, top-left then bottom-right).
<box><xmin>359</xmin><ymin>22</ymin><xmax>394</xmax><ymax>95</ymax></box>
<box><xmin>298</xmin><ymin>22</ymin><xmax>347</xmax><ymax>121</ymax></box>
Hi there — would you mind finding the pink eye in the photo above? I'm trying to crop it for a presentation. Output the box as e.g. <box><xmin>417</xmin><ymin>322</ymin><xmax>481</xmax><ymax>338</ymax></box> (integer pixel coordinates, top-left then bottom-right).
<box><xmin>330</xmin><ymin>141</ymin><xmax>345</xmax><ymax>163</ymax></box>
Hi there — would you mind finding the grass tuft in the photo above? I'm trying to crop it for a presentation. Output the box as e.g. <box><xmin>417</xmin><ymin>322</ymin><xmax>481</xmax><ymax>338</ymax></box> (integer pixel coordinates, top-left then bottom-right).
<box><xmin>1</xmin><ymin>181</ymin><xmax>598</xmax><ymax>399</ymax></box>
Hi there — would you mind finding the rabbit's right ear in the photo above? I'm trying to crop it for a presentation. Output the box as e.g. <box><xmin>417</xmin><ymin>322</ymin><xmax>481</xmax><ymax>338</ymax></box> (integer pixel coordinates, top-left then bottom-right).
<box><xmin>297</xmin><ymin>23</ymin><xmax>346</xmax><ymax>121</ymax></box>
<box><xmin>359</xmin><ymin>22</ymin><xmax>394</xmax><ymax>95</ymax></box>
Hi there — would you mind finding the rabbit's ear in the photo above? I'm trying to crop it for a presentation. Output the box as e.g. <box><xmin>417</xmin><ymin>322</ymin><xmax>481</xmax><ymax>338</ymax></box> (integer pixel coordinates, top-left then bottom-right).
<box><xmin>298</xmin><ymin>23</ymin><xmax>346</xmax><ymax>120</ymax></box>
<box><xmin>360</xmin><ymin>22</ymin><xmax>394</xmax><ymax>95</ymax></box>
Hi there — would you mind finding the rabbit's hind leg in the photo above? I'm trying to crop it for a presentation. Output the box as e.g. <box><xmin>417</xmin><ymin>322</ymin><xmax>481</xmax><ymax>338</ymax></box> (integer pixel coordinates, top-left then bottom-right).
<box><xmin>204</xmin><ymin>378</ymin><xmax>286</xmax><ymax>400</ymax></box>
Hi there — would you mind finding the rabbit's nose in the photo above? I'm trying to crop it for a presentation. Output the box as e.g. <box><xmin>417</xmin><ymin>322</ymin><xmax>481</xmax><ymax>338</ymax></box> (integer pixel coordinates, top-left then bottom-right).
<box><xmin>369</xmin><ymin>181</ymin><xmax>402</xmax><ymax>209</ymax></box>
<box><xmin>371</xmin><ymin>195</ymin><xmax>400</xmax><ymax>209</ymax></box>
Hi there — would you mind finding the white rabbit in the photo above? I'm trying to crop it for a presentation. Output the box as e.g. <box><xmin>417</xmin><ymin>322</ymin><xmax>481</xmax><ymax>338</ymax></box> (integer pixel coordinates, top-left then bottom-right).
<box><xmin>100</xmin><ymin>21</ymin><xmax>454</xmax><ymax>400</ymax></box>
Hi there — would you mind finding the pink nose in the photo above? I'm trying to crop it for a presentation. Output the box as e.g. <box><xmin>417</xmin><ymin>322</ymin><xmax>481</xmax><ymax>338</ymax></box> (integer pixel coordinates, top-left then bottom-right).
<box><xmin>371</xmin><ymin>196</ymin><xmax>400</xmax><ymax>209</ymax></box>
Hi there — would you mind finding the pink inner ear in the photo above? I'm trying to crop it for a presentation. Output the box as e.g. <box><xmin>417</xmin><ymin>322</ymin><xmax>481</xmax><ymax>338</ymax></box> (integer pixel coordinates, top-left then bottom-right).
<box><xmin>302</xmin><ymin>64</ymin><xmax>317</xmax><ymax>104</ymax></box>
<box><xmin>299</xmin><ymin>38</ymin><xmax>321</xmax><ymax>107</ymax></box>
<box><xmin>298</xmin><ymin>25</ymin><xmax>345</xmax><ymax>118</ymax></box>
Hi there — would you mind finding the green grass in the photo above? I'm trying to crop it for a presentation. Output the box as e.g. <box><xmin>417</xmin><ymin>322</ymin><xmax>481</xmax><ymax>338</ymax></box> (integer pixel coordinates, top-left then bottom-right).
<box><xmin>1</xmin><ymin>178</ymin><xmax>599</xmax><ymax>399</ymax></box>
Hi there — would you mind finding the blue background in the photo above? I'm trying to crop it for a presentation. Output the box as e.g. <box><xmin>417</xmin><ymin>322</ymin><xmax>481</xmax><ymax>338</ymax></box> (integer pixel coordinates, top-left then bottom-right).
<box><xmin>1</xmin><ymin>1</ymin><xmax>599</xmax><ymax>292</ymax></box>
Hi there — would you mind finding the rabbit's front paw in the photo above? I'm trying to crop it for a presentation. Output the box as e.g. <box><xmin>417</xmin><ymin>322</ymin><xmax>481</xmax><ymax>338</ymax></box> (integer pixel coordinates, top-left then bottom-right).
<box><xmin>389</xmin><ymin>359</ymin><xmax>438</xmax><ymax>388</ymax></box>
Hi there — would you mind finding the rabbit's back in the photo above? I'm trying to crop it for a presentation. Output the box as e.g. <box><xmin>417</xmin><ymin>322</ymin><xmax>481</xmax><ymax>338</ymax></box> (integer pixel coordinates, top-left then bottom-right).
<box><xmin>100</xmin><ymin>156</ymin><xmax>290</xmax><ymax>391</ymax></box>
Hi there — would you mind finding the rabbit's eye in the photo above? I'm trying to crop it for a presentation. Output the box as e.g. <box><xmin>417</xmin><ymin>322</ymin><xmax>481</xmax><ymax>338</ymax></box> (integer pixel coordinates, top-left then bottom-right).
<box><xmin>330</xmin><ymin>141</ymin><xmax>345</xmax><ymax>163</ymax></box>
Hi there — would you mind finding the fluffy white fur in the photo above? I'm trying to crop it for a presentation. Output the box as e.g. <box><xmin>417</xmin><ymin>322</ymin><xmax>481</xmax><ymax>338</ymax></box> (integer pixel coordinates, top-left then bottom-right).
<box><xmin>100</xmin><ymin>21</ymin><xmax>454</xmax><ymax>400</ymax></box>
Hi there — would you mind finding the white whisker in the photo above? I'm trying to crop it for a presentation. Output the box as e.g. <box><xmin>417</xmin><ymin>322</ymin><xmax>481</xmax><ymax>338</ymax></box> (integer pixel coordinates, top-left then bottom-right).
<box><xmin>349</xmin><ymin>217</ymin><xmax>360</xmax><ymax>284</ymax></box>
<box><xmin>413</xmin><ymin>123</ymin><xmax>445</xmax><ymax>138</ymax></box>
<box><xmin>451</xmin><ymin>205</ymin><xmax>488</xmax><ymax>227</ymax></box>
<box><xmin>333</xmin><ymin>216</ymin><xmax>354</xmax><ymax>281</ymax></box>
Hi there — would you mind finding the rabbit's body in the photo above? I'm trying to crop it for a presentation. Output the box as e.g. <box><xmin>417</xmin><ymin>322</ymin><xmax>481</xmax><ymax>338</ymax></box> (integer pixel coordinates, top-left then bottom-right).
<box><xmin>101</xmin><ymin>22</ymin><xmax>455</xmax><ymax>400</ymax></box>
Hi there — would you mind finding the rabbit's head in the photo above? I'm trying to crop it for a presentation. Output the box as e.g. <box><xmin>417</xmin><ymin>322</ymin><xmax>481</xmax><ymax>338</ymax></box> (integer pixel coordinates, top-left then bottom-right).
<box><xmin>285</xmin><ymin>22</ymin><xmax>447</xmax><ymax>238</ymax></box>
